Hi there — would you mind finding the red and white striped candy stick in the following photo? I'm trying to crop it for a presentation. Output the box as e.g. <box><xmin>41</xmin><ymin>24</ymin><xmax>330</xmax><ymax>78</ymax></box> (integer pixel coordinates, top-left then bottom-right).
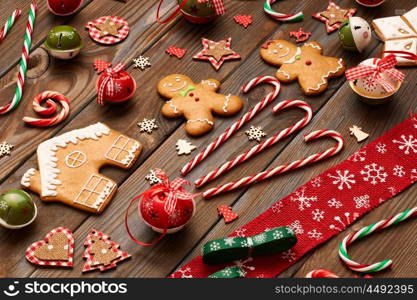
<box><xmin>181</xmin><ymin>76</ymin><xmax>281</xmax><ymax>175</ymax></box>
<box><xmin>195</xmin><ymin>100</ymin><xmax>312</xmax><ymax>187</ymax></box>
<box><xmin>0</xmin><ymin>2</ymin><xmax>37</xmax><ymax>115</ymax></box>
<box><xmin>0</xmin><ymin>9</ymin><xmax>22</xmax><ymax>42</ymax></box>
<box><xmin>305</xmin><ymin>269</ymin><xmax>339</xmax><ymax>278</ymax></box>
<box><xmin>23</xmin><ymin>91</ymin><xmax>70</xmax><ymax>127</ymax></box>
<box><xmin>203</xmin><ymin>130</ymin><xmax>344</xmax><ymax>198</ymax></box>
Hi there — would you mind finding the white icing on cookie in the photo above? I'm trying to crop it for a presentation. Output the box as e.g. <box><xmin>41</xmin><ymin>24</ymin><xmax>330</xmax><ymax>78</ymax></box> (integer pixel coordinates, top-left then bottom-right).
<box><xmin>384</xmin><ymin>38</ymin><xmax>417</xmax><ymax>63</ymax></box>
<box><xmin>21</xmin><ymin>168</ymin><xmax>36</xmax><ymax>188</ymax></box>
<box><xmin>37</xmin><ymin>123</ymin><xmax>110</xmax><ymax>198</ymax></box>
<box><xmin>187</xmin><ymin>119</ymin><xmax>214</xmax><ymax>126</ymax></box>
<box><xmin>276</xmin><ymin>70</ymin><xmax>291</xmax><ymax>79</ymax></box>
<box><xmin>269</xmin><ymin>43</ymin><xmax>290</xmax><ymax>58</ymax></box>
<box><xmin>167</xmin><ymin>100</ymin><xmax>179</xmax><ymax>113</ymax></box>
<box><xmin>65</xmin><ymin>151</ymin><xmax>87</xmax><ymax>168</ymax></box>
<box><xmin>121</xmin><ymin>142</ymin><xmax>140</xmax><ymax>166</ymax></box>
<box><xmin>304</xmin><ymin>43</ymin><xmax>322</xmax><ymax>51</ymax></box>
<box><xmin>73</xmin><ymin>174</ymin><xmax>115</xmax><ymax>210</ymax></box>
<box><xmin>307</xmin><ymin>58</ymin><xmax>344</xmax><ymax>92</ymax></box>
<box><xmin>283</xmin><ymin>47</ymin><xmax>301</xmax><ymax>64</ymax></box>
<box><xmin>403</xmin><ymin>7</ymin><xmax>417</xmax><ymax>33</ymax></box>
<box><xmin>93</xmin><ymin>181</ymin><xmax>114</xmax><ymax>209</ymax></box>
<box><xmin>163</xmin><ymin>80</ymin><xmax>187</xmax><ymax>92</ymax></box>
<box><xmin>223</xmin><ymin>94</ymin><xmax>231</xmax><ymax>112</ymax></box>
<box><xmin>373</xmin><ymin>16</ymin><xmax>417</xmax><ymax>40</ymax></box>
<box><xmin>201</xmin><ymin>80</ymin><xmax>218</xmax><ymax>88</ymax></box>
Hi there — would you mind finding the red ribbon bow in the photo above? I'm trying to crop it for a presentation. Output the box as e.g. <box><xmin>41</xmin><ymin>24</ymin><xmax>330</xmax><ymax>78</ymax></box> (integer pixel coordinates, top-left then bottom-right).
<box><xmin>95</xmin><ymin>60</ymin><xmax>125</xmax><ymax>105</ymax></box>
<box><xmin>152</xmin><ymin>169</ymin><xmax>194</xmax><ymax>215</ymax></box>
<box><xmin>345</xmin><ymin>55</ymin><xmax>405</xmax><ymax>93</ymax></box>
<box><xmin>197</xmin><ymin>0</ymin><xmax>226</xmax><ymax>15</ymax></box>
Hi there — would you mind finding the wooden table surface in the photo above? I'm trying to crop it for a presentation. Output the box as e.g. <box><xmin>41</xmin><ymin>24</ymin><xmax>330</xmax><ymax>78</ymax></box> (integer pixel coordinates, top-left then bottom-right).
<box><xmin>0</xmin><ymin>0</ymin><xmax>416</xmax><ymax>278</ymax></box>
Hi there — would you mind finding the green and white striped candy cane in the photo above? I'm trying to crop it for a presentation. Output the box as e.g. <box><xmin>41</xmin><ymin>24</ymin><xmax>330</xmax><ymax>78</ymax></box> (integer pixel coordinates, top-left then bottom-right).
<box><xmin>0</xmin><ymin>9</ymin><xmax>22</xmax><ymax>41</ymax></box>
<box><xmin>264</xmin><ymin>0</ymin><xmax>304</xmax><ymax>22</ymax></box>
<box><xmin>0</xmin><ymin>3</ymin><xmax>37</xmax><ymax>115</ymax></box>
<box><xmin>339</xmin><ymin>207</ymin><xmax>417</xmax><ymax>273</ymax></box>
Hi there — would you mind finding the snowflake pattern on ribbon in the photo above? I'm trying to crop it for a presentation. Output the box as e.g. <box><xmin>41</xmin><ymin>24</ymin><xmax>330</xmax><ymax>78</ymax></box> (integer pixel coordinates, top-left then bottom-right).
<box><xmin>170</xmin><ymin>116</ymin><xmax>417</xmax><ymax>278</ymax></box>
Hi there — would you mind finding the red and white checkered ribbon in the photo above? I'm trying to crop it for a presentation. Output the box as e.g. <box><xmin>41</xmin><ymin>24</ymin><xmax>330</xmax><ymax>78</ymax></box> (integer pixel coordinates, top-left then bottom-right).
<box><xmin>198</xmin><ymin>0</ymin><xmax>226</xmax><ymax>15</ymax></box>
<box><xmin>153</xmin><ymin>169</ymin><xmax>193</xmax><ymax>215</ymax></box>
<box><xmin>97</xmin><ymin>62</ymin><xmax>125</xmax><ymax>105</ymax></box>
<box><xmin>345</xmin><ymin>55</ymin><xmax>405</xmax><ymax>93</ymax></box>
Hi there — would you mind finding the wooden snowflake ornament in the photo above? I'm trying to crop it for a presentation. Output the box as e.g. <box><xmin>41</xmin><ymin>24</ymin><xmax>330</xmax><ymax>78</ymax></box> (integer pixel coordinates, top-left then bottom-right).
<box><xmin>0</xmin><ymin>141</ymin><xmax>13</xmax><ymax>158</ymax></box>
<box><xmin>145</xmin><ymin>169</ymin><xmax>163</xmax><ymax>185</ymax></box>
<box><xmin>245</xmin><ymin>125</ymin><xmax>266</xmax><ymax>142</ymax></box>
<box><xmin>137</xmin><ymin>118</ymin><xmax>158</xmax><ymax>134</ymax></box>
<box><xmin>133</xmin><ymin>56</ymin><xmax>151</xmax><ymax>70</ymax></box>
<box><xmin>176</xmin><ymin>139</ymin><xmax>196</xmax><ymax>155</ymax></box>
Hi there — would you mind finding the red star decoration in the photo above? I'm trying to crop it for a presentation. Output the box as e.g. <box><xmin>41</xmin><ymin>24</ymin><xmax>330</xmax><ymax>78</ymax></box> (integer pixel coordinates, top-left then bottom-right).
<box><xmin>193</xmin><ymin>37</ymin><xmax>241</xmax><ymax>71</ymax></box>
<box><xmin>312</xmin><ymin>1</ymin><xmax>356</xmax><ymax>33</ymax></box>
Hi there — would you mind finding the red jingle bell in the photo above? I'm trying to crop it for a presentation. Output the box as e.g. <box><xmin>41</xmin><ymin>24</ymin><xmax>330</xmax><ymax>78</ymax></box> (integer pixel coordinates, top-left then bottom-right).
<box><xmin>125</xmin><ymin>169</ymin><xmax>196</xmax><ymax>247</ymax></box>
<box><xmin>47</xmin><ymin>0</ymin><xmax>83</xmax><ymax>16</ymax></box>
<box><xmin>139</xmin><ymin>187</ymin><xmax>195</xmax><ymax>233</ymax></box>
<box><xmin>94</xmin><ymin>60</ymin><xmax>136</xmax><ymax>105</ymax></box>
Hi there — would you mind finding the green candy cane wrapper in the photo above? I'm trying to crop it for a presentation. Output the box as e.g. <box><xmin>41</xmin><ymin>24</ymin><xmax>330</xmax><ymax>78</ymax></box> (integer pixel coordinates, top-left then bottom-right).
<box><xmin>202</xmin><ymin>227</ymin><xmax>297</xmax><ymax>265</ymax></box>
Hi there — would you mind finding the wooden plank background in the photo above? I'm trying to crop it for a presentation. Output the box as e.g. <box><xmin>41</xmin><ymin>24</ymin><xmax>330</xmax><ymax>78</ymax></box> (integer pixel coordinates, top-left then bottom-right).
<box><xmin>0</xmin><ymin>0</ymin><xmax>416</xmax><ymax>278</ymax></box>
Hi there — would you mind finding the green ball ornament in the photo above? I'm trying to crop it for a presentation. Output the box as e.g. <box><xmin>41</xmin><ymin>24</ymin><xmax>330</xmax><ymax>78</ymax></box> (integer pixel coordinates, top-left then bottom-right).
<box><xmin>44</xmin><ymin>26</ymin><xmax>84</xmax><ymax>59</ymax></box>
<box><xmin>338</xmin><ymin>17</ymin><xmax>372</xmax><ymax>53</ymax></box>
<box><xmin>178</xmin><ymin>0</ymin><xmax>218</xmax><ymax>24</ymax></box>
<box><xmin>0</xmin><ymin>190</ymin><xmax>37</xmax><ymax>229</ymax></box>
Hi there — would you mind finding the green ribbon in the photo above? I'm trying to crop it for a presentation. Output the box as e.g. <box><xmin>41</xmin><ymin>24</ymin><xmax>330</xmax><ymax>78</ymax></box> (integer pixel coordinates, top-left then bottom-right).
<box><xmin>179</xmin><ymin>85</ymin><xmax>196</xmax><ymax>97</ymax></box>
<box><xmin>202</xmin><ymin>227</ymin><xmax>297</xmax><ymax>265</ymax></box>
<box><xmin>208</xmin><ymin>266</ymin><xmax>245</xmax><ymax>278</ymax></box>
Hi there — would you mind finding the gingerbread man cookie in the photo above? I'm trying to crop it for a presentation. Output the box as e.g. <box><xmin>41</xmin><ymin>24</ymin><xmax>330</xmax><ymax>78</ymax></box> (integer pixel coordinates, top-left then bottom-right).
<box><xmin>260</xmin><ymin>40</ymin><xmax>346</xmax><ymax>95</ymax></box>
<box><xmin>21</xmin><ymin>123</ymin><xmax>142</xmax><ymax>214</ymax></box>
<box><xmin>158</xmin><ymin>74</ymin><xmax>244</xmax><ymax>136</ymax></box>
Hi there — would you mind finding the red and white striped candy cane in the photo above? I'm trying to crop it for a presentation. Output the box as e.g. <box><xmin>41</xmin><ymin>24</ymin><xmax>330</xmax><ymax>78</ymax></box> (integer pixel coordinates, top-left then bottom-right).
<box><xmin>181</xmin><ymin>76</ymin><xmax>281</xmax><ymax>175</ymax></box>
<box><xmin>305</xmin><ymin>269</ymin><xmax>339</xmax><ymax>278</ymax></box>
<box><xmin>195</xmin><ymin>100</ymin><xmax>312</xmax><ymax>187</ymax></box>
<box><xmin>0</xmin><ymin>9</ymin><xmax>22</xmax><ymax>42</ymax></box>
<box><xmin>23</xmin><ymin>91</ymin><xmax>70</xmax><ymax>127</ymax></box>
<box><xmin>203</xmin><ymin>130</ymin><xmax>344</xmax><ymax>198</ymax></box>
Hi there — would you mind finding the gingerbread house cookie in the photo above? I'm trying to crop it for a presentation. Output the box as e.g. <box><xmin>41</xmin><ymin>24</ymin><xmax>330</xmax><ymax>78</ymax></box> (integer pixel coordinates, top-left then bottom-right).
<box><xmin>372</xmin><ymin>7</ymin><xmax>417</xmax><ymax>66</ymax></box>
<box><xmin>21</xmin><ymin>123</ymin><xmax>142</xmax><ymax>214</ymax></box>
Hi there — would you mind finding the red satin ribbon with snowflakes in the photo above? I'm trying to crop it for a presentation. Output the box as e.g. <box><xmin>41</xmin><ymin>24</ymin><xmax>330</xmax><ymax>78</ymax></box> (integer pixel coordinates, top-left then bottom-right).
<box><xmin>170</xmin><ymin>115</ymin><xmax>417</xmax><ymax>278</ymax></box>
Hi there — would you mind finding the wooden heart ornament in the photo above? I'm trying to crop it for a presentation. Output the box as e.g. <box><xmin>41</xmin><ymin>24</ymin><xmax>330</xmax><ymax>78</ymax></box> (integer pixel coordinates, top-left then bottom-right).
<box><xmin>25</xmin><ymin>227</ymin><xmax>74</xmax><ymax>268</ymax></box>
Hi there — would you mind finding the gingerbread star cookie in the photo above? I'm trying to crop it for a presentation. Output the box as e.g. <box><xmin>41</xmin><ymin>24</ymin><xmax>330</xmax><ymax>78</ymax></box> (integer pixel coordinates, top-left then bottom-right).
<box><xmin>313</xmin><ymin>2</ymin><xmax>356</xmax><ymax>33</ymax></box>
<box><xmin>85</xmin><ymin>16</ymin><xmax>130</xmax><ymax>45</ymax></box>
<box><xmin>193</xmin><ymin>38</ymin><xmax>241</xmax><ymax>70</ymax></box>
<box><xmin>95</xmin><ymin>19</ymin><xmax>124</xmax><ymax>37</ymax></box>
<box><xmin>25</xmin><ymin>227</ymin><xmax>74</xmax><ymax>268</ymax></box>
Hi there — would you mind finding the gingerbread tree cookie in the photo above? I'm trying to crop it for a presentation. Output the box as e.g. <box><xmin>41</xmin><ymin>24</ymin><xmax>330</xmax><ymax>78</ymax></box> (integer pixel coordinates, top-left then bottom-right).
<box><xmin>21</xmin><ymin>123</ymin><xmax>142</xmax><ymax>214</ymax></box>
<box><xmin>82</xmin><ymin>229</ymin><xmax>131</xmax><ymax>272</ymax></box>
<box><xmin>158</xmin><ymin>74</ymin><xmax>244</xmax><ymax>136</ymax></box>
<box><xmin>260</xmin><ymin>40</ymin><xmax>346</xmax><ymax>95</ymax></box>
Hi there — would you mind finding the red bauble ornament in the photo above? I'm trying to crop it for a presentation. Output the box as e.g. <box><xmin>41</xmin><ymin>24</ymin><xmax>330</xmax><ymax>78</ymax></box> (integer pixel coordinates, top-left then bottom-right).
<box><xmin>139</xmin><ymin>188</ymin><xmax>195</xmax><ymax>233</ymax></box>
<box><xmin>47</xmin><ymin>0</ymin><xmax>83</xmax><ymax>16</ymax></box>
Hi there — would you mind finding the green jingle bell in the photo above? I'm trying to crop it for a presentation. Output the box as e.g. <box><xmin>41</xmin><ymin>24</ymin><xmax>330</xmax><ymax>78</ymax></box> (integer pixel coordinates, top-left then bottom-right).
<box><xmin>338</xmin><ymin>17</ymin><xmax>372</xmax><ymax>53</ymax></box>
<box><xmin>44</xmin><ymin>25</ymin><xmax>84</xmax><ymax>59</ymax></box>
<box><xmin>178</xmin><ymin>0</ymin><xmax>218</xmax><ymax>24</ymax></box>
<box><xmin>0</xmin><ymin>189</ymin><xmax>37</xmax><ymax>229</ymax></box>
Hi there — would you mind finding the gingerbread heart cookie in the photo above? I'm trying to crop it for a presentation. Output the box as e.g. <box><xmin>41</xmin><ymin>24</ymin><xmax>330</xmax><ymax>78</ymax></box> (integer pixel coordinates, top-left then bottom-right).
<box><xmin>158</xmin><ymin>74</ymin><xmax>244</xmax><ymax>136</ymax></box>
<box><xmin>260</xmin><ymin>40</ymin><xmax>346</xmax><ymax>95</ymax></box>
<box><xmin>26</xmin><ymin>227</ymin><xmax>74</xmax><ymax>268</ymax></box>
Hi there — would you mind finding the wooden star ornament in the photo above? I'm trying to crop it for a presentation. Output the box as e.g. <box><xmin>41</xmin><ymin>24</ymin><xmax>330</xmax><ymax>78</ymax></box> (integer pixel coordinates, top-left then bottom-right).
<box><xmin>313</xmin><ymin>2</ymin><xmax>356</xmax><ymax>33</ymax></box>
<box><xmin>95</xmin><ymin>19</ymin><xmax>124</xmax><ymax>37</ymax></box>
<box><xmin>193</xmin><ymin>38</ymin><xmax>241</xmax><ymax>71</ymax></box>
